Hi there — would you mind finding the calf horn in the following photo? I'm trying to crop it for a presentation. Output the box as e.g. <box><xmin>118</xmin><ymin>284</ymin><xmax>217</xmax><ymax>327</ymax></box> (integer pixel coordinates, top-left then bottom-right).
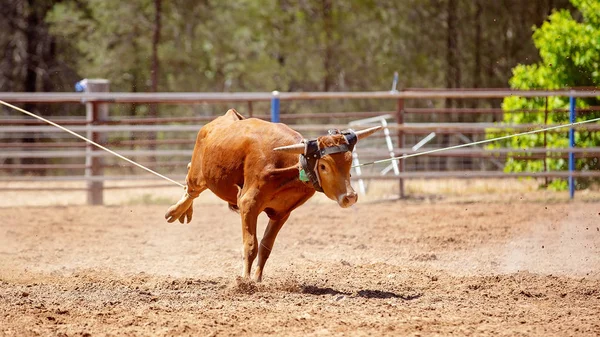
<box><xmin>355</xmin><ymin>126</ymin><xmax>382</xmax><ymax>141</ymax></box>
<box><xmin>273</xmin><ymin>143</ymin><xmax>305</xmax><ymax>154</ymax></box>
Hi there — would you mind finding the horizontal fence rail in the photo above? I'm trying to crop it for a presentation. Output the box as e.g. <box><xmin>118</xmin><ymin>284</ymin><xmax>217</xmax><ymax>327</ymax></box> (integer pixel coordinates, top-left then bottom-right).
<box><xmin>3</xmin><ymin>171</ymin><xmax>600</xmax><ymax>183</ymax></box>
<box><xmin>3</xmin><ymin>122</ymin><xmax>600</xmax><ymax>134</ymax></box>
<box><xmin>1</xmin><ymin>87</ymin><xmax>599</xmax><ymax>204</ymax></box>
<box><xmin>1</xmin><ymin>88</ymin><xmax>600</xmax><ymax>103</ymax></box>
<box><xmin>3</xmin><ymin>147</ymin><xmax>600</xmax><ymax>159</ymax></box>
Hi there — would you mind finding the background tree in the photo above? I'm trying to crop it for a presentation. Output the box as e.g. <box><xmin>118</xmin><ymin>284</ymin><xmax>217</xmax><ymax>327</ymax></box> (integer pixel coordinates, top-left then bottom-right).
<box><xmin>35</xmin><ymin>0</ymin><xmax>571</xmax><ymax>96</ymax></box>
<box><xmin>3</xmin><ymin>0</ymin><xmax>590</xmax><ymax>177</ymax></box>
<box><xmin>0</xmin><ymin>0</ymin><xmax>578</xmax><ymax>120</ymax></box>
<box><xmin>490</xmin><ymin>0</ymin><xmax>600</xmax><ymax>189</ymax></box>
<box><xmin>0</xmin><ymin>0</ymin><xmax>81</xmax><ymax>171</ymax></box>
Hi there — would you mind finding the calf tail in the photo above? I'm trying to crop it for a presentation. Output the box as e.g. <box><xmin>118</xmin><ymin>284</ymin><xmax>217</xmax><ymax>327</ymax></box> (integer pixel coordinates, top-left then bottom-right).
<box><xmin>228</xmin><ymin>184</ymin><xmax>243</xmax><ymax>213</ymax></box>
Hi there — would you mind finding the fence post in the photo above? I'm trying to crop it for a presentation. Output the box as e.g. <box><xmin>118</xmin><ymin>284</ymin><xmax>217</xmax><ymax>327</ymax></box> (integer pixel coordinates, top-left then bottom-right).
<box><xmin>271</xmin><ymin>91</ymin><xmax>280</xmax><ymax>122</ymax></box>
<box><xmin>569</xmin><ymin>96</ymin><xmax>576</xmax><ymax>199</ymax></box>
<box><xmin>247</xmin><ymin>101</ymin><xmax>253</xmax><ymax>118</ymax></box>
<box><xmin>81</xmin><ymin>79</ymin><xmax>110</xmax><ymax>205</ymax></box>
<box><xmin>396</xmin><ymin>97</ymin><xmax>405</xmax><ymax>198</ymax></box>
<box><xmin>543</xmin><ymin>97</ymin><xmax>549</xmax><ymax>187</ymax></box>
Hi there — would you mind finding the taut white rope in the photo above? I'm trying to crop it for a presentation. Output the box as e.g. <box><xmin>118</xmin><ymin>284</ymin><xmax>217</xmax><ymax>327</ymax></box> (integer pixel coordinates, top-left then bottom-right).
<box><xmin>353</xmin><ymin>117</ymin><xmax>600</xmax><ymax>168</ymax></box>
<box><xmin>0</xmin><ymin>99</ymin><xmax>185</xmax><ymax>188</ymax></box>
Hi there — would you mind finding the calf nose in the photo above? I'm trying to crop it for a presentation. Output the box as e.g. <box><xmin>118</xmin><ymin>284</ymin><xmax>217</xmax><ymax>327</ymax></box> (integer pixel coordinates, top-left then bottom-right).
<box><xmin>341</xmin><ymin>191</ymin><xmax>358</xmax><ymax>207</ymax></box>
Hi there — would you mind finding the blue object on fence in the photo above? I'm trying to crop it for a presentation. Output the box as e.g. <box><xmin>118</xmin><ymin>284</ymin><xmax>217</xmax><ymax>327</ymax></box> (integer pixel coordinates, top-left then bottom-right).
<box><xmin>74</xmin><ymin>80</ymin><xmax>86</xmax><ymax>92</ymax></box>
<box><xmin>271</xmin><ymin>91</ymin><xmax>280</xmax><ymax>123</ymax></box>
<box><xmin>569</xmin><ymin>96</ymin><xmax>576</xmax><ymax>199</ymax></box>
<box><xmin>391</xmin><ymin>72</ymin><xmax>399</xmax><ymax>92</ymax></box>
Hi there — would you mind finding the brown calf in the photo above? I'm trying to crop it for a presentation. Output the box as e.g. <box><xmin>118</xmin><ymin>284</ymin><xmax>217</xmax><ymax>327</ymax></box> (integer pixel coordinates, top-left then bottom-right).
<box><xmin>165</xmin><ymin>109</ymin><xmax>380</xmax><ymax>281</ymax></box>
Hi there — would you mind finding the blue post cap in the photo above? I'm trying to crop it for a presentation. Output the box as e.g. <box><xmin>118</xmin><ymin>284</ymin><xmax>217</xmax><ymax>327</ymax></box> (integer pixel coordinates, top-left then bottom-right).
<box><xmin>391</xmin><ymin>72</ymin><xmax>399</xmax><ymax>92</ymax></box>
<box><xmin>75</xmin><ymin>80</ymin><xmax>87</xmax><ymax>92</ymax></box>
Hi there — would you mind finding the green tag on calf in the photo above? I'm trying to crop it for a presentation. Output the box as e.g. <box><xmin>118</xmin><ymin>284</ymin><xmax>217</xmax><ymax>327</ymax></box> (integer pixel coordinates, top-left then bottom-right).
<box><xmin>299</xmin><ymin>168</ymin><xmax>310</xmax><ymax>182</ymax></box>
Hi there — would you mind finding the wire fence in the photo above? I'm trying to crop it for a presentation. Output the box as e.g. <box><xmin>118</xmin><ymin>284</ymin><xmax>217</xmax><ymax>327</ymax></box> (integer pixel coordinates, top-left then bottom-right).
<box><xmin>1</xmin><ymin>87</ymin><xmax>599</xmax><ymax>203</ymax></box>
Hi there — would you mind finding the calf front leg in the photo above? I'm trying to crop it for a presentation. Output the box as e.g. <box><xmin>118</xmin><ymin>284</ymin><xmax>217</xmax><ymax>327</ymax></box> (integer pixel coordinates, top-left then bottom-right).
<box><xmin>255</xmin><ymin>213</ymin><xmax>290</xmax><ymax>282</ymax></box>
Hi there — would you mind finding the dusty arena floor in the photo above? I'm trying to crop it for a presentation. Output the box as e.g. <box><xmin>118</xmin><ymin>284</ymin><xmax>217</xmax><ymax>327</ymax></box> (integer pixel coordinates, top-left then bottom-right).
<box><xmin>1</xmin><ymin>189</ymin><xmax>600</xmax><ymax>336</ymax></box>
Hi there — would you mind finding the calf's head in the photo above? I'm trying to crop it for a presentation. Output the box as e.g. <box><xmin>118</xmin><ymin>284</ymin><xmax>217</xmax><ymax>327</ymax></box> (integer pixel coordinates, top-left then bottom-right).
<box><xmin>274</xmin><ymin>126</ymin><xmax>381</xmax><ymax>208</ymax></box>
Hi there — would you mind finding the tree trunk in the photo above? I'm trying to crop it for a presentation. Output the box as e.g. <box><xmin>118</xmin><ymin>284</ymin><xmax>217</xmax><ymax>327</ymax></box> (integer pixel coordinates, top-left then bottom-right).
<box><xmin>22</xmin><ymin>1</ymin><xmax>42</xmax><ymax>173</ymax></box>
<box><xmin>444</xmin><ymin>0</ymin><xmax>460</xmax><ymax>170</ymax></box>
<box><xmin>24</xmin><ymin>1</ymin><xmax>39</xmax><ymax>94</ymax></box>
<box><xmin>149</xmin><ymin>0</ymin><xmax>162</xmax><ymax>162</ymax></box>
<box><xmin>322</xmin><ymin>0</ymin><xmax>334</xmax><ymax>92</ymax></box>
<box><xmin>471</xmin><ymin>0</ymin><xmax>483</xmax><ymax>170</ymax></box>
<box><xmin>151</xmin><ymin>0</ymin><xmax>161</xmax><ymax>95</ymax></box>
<box><xmin>445</xmin><ymin>0</ymin><xmax>459</xmax><ymax>110</ymax></box>
<box><xmin>472</xmin><ymin>0</ymin><xmax>482</xmax><ymax>93</ymax></box>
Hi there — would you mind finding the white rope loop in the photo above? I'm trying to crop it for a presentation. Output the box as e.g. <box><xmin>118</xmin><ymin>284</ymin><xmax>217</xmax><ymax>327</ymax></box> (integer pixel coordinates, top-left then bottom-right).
<box><xmin>0</xmin><ymin>99</ymin><xmax>185</xmax><ymax>188</ymax></box>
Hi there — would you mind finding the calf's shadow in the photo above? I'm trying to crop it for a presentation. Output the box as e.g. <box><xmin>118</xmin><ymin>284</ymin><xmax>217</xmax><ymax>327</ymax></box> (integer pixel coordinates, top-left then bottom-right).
<box><xmin>300</xmin><ymin>285</ymin><xmax>421</xmax><ymax>300</ymax></box>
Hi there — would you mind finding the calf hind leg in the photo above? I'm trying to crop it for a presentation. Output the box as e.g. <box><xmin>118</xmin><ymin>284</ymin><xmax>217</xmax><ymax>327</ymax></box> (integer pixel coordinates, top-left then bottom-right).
<box><xmin>254</xmin><ymin>213</ymin><xmax>290</xmax><ymax>282</ymax></box>
<box><xmin>238</xmin><ymin>189</ymin><xmax>261</xmax><ymax>278</ymax></box>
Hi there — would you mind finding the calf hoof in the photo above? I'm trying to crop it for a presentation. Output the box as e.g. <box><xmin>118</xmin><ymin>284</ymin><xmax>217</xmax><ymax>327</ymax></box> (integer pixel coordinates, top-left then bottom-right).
<box><xmin>178</xmin><ymin>203</ymin><xmax>193</xmax><ymax>223</ymax></box>
<box><xmin>165</xmin><ymin>199</ymin><xmax>193</xmax><ymax>224</ymax></box>
<box><xmin>164</xmin><ymin>205</ymin><xmax>179</xmax><ymax>223</ymax></box>
<box><xmin>253</xmin><ymin>269</ymin><xmax>264</xmax><ymax>282</ymax></box>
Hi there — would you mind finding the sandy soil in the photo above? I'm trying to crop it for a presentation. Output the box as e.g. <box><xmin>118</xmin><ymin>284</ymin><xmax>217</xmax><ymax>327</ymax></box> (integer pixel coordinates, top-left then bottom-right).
<box><xmin>1</xmin><ymin>195</ymin><xmax>600</xmax><ymax>336</ymax></box>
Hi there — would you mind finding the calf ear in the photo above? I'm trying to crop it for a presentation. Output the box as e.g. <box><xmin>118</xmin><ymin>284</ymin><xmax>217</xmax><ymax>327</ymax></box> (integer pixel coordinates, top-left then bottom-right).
<box><xmin>273</xmin><ymin>143</ymin><xmax>305</xmax><ymax>154</ymax></box>
<box><xmin>355</xmin><ymin>126</ymin><xmax>382</xmax><ymax>141</ymax></box>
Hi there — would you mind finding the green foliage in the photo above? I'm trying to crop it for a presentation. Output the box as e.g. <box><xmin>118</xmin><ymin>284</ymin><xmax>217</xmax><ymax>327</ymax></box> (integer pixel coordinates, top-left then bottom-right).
<box><xmin>47</xmin><ymin>0</ymin><xmax>156</xmax><ymax>92</ymax></box>
<box><xmin>489</xmin><ymin>0</ymin><xmax>600</xmax><ymax>189</ymax></box>
<box><xmin>39</xmin><ymin>0</ymin><xmax>572</xmax><ymax>95</ymax></box>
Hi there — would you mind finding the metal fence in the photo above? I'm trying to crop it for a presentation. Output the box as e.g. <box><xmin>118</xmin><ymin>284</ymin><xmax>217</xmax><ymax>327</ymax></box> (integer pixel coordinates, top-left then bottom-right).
<box><xmin>1</xmin><ymin>87</ymin><xmax>599</xmax><ymax>204</ymax></box>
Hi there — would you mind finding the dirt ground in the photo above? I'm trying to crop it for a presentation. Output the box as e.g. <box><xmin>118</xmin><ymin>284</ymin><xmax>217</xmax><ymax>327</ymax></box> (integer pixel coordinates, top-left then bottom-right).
<box><xmin>1</xmin><ymin>188</ymin><xmax>600</xmax><ymax>336</ymax></box>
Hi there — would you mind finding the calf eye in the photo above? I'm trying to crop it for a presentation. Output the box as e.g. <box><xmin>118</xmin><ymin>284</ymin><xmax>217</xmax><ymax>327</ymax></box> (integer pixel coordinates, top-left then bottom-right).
<box><xmin>319</xmin><ymin>164</ymin><xmax>326</xmax><ymax>171</ymax></box>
